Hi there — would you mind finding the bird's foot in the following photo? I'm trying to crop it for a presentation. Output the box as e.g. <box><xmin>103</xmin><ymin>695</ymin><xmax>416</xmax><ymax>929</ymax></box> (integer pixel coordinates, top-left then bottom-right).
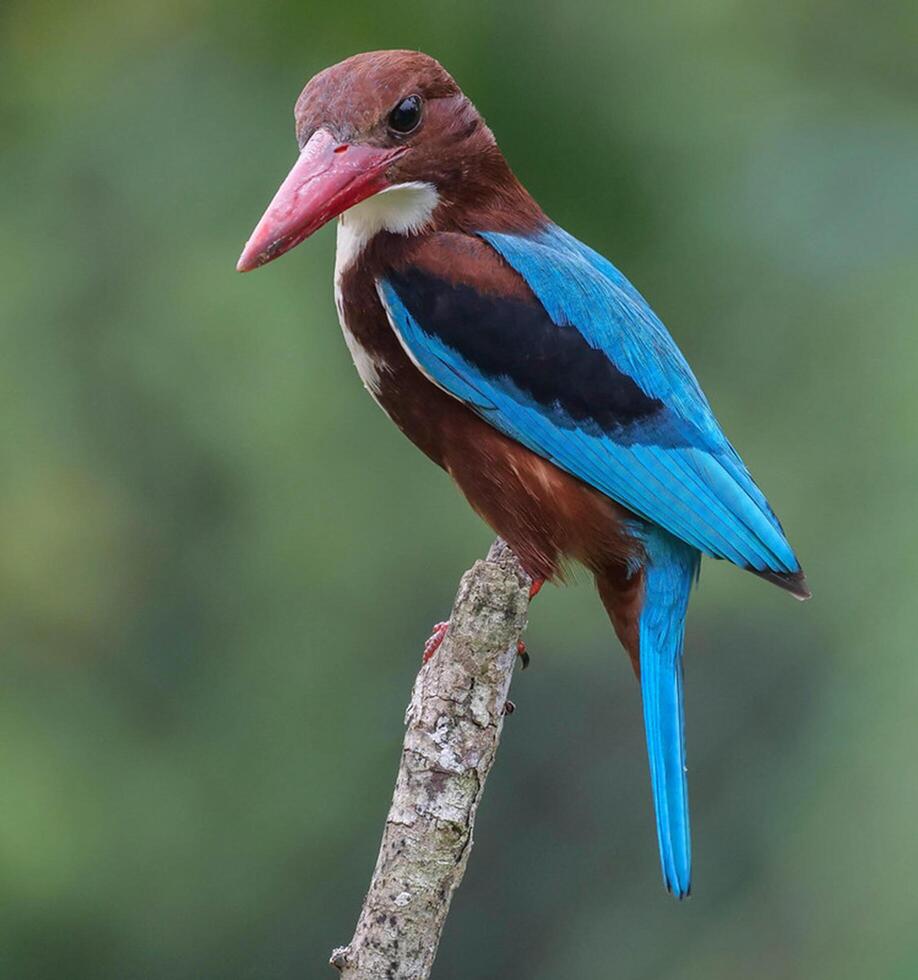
<box><xmin>423</xmin><ymin>625</ymin><xmax>530</xmax><ymax>669</ymax></box>
<box><xmin>516</xmin><ymin>576</ymin><xmax>543</xmax><ymax>667</ymax></box>
<box><xmin>422</xmin><ymin>621</ymin><xmax>450</xmax><ymax>663</ymax></box>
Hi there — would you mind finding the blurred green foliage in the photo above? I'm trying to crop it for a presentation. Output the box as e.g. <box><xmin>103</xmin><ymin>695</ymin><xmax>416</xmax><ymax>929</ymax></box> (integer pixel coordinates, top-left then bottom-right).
<box><xmin>1</xmin><ymin>1</ymin><xmax>916</xmax><ymax>977</ymax></box>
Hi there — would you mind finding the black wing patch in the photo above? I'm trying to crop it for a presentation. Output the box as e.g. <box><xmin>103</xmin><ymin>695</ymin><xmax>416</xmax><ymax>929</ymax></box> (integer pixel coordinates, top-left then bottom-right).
<box><xmin>386</xmin><ymin>266</ymin><xmax>665</xmax><ymax>434</ymax></box>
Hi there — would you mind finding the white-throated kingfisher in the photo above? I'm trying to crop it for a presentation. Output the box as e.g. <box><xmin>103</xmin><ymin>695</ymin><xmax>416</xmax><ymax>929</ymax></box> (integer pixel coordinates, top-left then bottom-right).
<box><xmin>237</xmin><ymin>50</ymin><xmax>810</xmax><ymax>899</ymax></box>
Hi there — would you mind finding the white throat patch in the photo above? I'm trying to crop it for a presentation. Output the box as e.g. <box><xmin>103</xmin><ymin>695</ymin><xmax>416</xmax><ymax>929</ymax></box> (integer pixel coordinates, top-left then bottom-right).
<box><xmin>334</xmin><ymin>181</ymin><xmax>440</xmax><ymax>279</ymax></box>
<box><xmin>333</xmin><ymin>181</ymin><xmax>439</xmax><ymax>402</ymax></box>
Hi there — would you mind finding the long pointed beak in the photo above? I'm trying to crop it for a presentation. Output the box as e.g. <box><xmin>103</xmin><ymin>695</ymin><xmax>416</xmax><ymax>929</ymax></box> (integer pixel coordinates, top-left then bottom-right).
<box><xmin>236</xmin><ymin>129</ymin><xmax>407</xmax><ymax>272</ymax></box>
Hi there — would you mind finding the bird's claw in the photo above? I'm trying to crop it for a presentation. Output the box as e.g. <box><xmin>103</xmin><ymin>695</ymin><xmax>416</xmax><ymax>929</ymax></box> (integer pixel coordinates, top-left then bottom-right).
<box><xmin>422</xmin><ymin>621</ymin><xmax>450</xmax><ymax>663</ymax></box>
<box><xmin>424</xmin><ymin>626</ymin><xmax>530</xmax><ymax>670</ymax></box>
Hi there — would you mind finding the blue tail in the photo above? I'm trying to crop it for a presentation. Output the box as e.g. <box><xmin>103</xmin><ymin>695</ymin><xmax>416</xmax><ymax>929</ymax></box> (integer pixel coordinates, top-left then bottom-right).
<box><xmin>638</xmin><ymin>528</ymin><xmax>700</xmax><ymax>899</ymax></box>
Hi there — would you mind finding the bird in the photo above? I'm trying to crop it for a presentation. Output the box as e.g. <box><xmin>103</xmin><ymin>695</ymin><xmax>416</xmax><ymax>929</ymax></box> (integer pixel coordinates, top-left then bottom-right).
<box><xmin>237</xmin><ymin>49</ymin><xmax>809</xmax><ymax>899</ymax></box>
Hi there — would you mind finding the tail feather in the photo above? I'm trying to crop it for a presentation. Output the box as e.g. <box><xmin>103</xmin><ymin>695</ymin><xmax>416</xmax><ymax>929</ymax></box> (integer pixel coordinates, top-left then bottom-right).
<box><xmin>638</xmin><ymin>530</ymin><xmax>699</xmax><ymax>899</ymax></box>
<box><xmin>641</xmin><ymin>632</ymin><xmax>691</xmax><ymax>896</ymax></box>
<box><xmin>751</xmin><ymin>565</ymin><xmax>812</xmax><ymax>600</ymax></box>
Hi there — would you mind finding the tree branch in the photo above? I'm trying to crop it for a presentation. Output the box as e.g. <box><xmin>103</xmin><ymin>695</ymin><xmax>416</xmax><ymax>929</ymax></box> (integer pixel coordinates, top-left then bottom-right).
<box><xmin>330</xmin><ymin>539</ymin><xmax>531</xmax><ymax>980</ymax></box>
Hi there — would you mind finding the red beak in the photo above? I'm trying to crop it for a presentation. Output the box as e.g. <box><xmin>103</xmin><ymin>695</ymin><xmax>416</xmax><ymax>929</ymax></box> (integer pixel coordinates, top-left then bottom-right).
<box><xmin>236</xmin><ymin>129</ymin><xmax>407</xmax><ymax>272</ymax></box>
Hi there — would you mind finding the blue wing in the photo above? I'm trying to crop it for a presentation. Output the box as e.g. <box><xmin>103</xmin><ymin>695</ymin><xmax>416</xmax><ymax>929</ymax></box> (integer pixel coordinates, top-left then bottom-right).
<box><xmin>378</xmin><ymin>226</ymin><xmax>801</xmax><ymax>578</ymax></box>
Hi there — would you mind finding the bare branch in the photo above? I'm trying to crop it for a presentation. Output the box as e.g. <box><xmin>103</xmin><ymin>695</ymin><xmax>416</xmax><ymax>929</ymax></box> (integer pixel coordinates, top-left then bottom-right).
<box><xmin>330</xmin><ymin>539</ymin><xmax>530</xmax><ymax>979</ymax></box>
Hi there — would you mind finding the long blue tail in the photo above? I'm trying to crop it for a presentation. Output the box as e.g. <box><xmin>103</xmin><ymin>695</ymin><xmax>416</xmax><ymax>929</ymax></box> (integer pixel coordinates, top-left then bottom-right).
<box><xmin>638</xmin><ymin>529</ymin><xmax>700</xmax><ymax>898</ymax></box>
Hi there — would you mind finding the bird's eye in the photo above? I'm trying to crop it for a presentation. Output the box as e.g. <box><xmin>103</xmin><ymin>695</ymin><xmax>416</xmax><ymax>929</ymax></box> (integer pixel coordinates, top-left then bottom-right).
<box><xmin>388</xmin><ymin>95</ymin><xmax>422</xmax><ymax>135</ymax></box>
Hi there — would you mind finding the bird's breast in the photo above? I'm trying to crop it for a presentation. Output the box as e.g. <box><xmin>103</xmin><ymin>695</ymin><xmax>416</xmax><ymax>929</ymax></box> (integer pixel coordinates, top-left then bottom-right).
<box><xmin>334</xmin><ymin>221</ymin><xmax>391</xmax><ymax>405</ymax></box>
<box><xmin>332</xmin><ymin>229</ymin><xmax>468</xmax><ymax>467</ymax></box>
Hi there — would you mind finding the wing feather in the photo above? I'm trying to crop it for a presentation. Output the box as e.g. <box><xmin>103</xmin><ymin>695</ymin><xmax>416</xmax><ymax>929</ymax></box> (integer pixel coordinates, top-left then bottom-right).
<box><xmin>379</xmin><ymin>229</ymin><xmax>800</xmax><ymax>575</ymax></box>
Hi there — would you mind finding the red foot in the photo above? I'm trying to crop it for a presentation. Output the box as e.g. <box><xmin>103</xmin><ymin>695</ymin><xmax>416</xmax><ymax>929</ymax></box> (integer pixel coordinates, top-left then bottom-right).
<box><xmin>424</xmin><ymin>626</ymin><xmax>531</xmax><ymax>668</ymax></box>
<box><xmin>422</xmin><ymin>622</ymin><xmax>449</xmax><ymax>663</ymax></box>
<box><xmin>529</xmin><ymin>577</ymin><xmax>545</xmax><ymax>600</ymax></box>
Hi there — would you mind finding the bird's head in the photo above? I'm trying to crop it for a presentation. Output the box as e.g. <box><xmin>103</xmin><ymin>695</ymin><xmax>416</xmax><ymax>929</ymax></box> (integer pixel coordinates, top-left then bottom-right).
<box><xmin>237</xmin><ymin>50</ymin><xmax>525</xmax><ymax>273</ymax></box>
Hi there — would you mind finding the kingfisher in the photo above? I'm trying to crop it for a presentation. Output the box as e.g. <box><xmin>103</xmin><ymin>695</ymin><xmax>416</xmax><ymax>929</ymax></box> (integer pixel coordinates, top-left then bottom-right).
<box><xmin>237</xmin><ymin>50</ymin><xmax>809</xmax><ymax>898</ymax></box>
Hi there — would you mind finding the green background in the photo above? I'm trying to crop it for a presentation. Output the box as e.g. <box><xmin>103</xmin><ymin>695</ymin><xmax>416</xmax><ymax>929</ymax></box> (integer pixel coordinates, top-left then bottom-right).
<box><xmin>2</xmin><ymin>1</ymin><xmax>915</xmax><ymax>977</ymax></box>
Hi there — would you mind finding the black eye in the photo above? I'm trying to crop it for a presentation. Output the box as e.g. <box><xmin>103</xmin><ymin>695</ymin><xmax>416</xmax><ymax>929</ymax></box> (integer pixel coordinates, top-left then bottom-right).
<box><xmin>388</xmin><ymin>95</ymin><xmax>422</xmax><ymax>135</ymax></box>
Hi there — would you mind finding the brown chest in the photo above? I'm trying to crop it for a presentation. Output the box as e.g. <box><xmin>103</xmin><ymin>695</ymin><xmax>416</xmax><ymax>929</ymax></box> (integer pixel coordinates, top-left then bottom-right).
<box><xmin>334</xmin><ymin>250</ymin><xmax>468</xmax><ymax>468</ymax></box>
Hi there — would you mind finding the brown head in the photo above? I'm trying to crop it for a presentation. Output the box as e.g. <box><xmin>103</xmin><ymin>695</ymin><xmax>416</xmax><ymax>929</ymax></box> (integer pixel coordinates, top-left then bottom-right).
<box><xmin>236</xmin><ymin>50</ymin><xmax>538</xmax><ymax>272</ymax></box>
